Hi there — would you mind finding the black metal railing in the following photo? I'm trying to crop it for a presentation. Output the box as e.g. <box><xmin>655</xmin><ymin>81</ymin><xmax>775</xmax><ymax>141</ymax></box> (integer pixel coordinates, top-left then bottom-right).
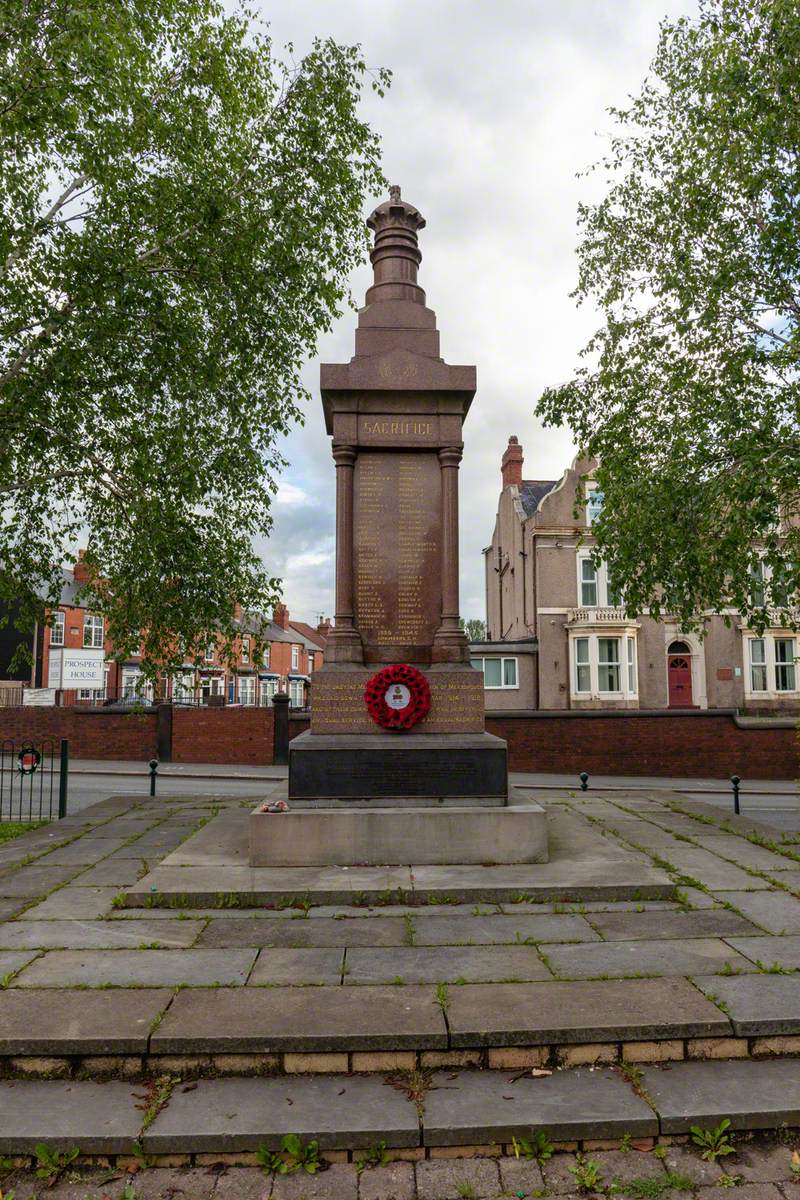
<box><xmin>0</xmin><ymin>738</ymin><xmax>68</xmax><ymax>822</ymax></box>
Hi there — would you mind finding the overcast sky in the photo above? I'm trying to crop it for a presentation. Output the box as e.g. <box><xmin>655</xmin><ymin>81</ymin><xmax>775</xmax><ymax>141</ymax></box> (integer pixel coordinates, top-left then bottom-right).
<box><xmin>257</xmin><ymin>0</ymin><xmax>697</xmax><ymax>628</ymax></box>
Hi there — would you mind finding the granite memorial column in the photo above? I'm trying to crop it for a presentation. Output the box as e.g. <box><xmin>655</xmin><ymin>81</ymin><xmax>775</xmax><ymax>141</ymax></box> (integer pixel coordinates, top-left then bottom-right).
<box><xmin>432</xmin><ymin>445</ymin><xmax>469</xmax><ymax>662</ymax></box>
<box><xmin>325</xmin><ymin>444</ymin><xmax>362</xmax><ymax>662</ymax></box>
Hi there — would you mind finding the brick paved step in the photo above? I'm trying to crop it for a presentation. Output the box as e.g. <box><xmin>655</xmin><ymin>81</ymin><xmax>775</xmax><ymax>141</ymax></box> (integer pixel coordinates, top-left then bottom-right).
<box><xmin>1</xmin><ymin>1060</ymin><xmax>799</xmax><ymax>1156</ymax></box>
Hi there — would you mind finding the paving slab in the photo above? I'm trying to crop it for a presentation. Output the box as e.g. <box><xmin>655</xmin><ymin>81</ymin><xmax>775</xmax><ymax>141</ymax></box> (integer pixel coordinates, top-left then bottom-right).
<box><xmin>446</xmin><ymin>977</ymin><xmax>731</xmax><ymax>1046</ymax></box>
<box><xmin>546</xmin><ymin>936</ymin><xmax>755</xmax><ymax>979</ymax></box>
<box><xmin>646</xmin><ymin>847</ymin><xmax>773</xmax><ymax>890</ymax></box>
<box><xmin>691</xmin><ymin>836</ymin><xmax>800</xmax><ymax>872</ymax></box>
<box><xmin>586</xmin><ymin>909</ymin><xmax>760</xmax><ymax>941</ymax></box>
<box><xmin>498</xmin><ymin>1156</ymin><xmax>546</xmax><ymax>1196</ymax></box>
<box><xmin>715</xmin><ymin>890</ymin><xmax>800</xmax><ymax>934</ymax></box>
<box><xmin>71</xmin><ymin>860</ymin><xmax>144</xmax><ymax>886</ymax></box>
<box><xmin>213</xmin><ymin>1168</ymin><xmax>276</xmax><ymax>1200</ymax></box>
<box><xmin>660</xmin><ymin>1144</ymin><xmax>725</xmax><ymax>1186</ymax></box>
<box><xmin>0</xmin><ymin>987</ymin><xmax>172</xmax><ymax>1053</ymax></box>
<box><xmin>422</xmin><ymin>1067</ymin><xmax>657</xmax><ymax>1144</ymax></box>
<box><xmin>0</xmin><ymin>898</ymin><xmax>26</xmax><ymax>921</ymax></box>
<box><xmin>357</xmin><ymin>1160</ymin><xmax>414</xmax><ymax>1200</ymax></box>
<box><xmin>692</xmin><ymin>973</ymin><xmax>800</xmax><ymax>1034</ymax></box>
<box><xmin>21</xmin><ymin>885</ymin><xmax>120</xmax><ymax>919</ymax></box>
<box><xmin>724</xmin><ymin>934</ymin><xmax>800</xmax><ymax>970</ymax></box>
<box><xmin>415</xmin><ymin>1158</ymin><xmax>500</xmax><ymax>1199</ymax></box>
<box><xmin>409</xmin><ymin>861</ymin><xmax>673</xmax><ymax>903</ymax></box>
<box><xmin>10</xmin><ymin>947</ymin><xmax>257</xmax><ymax>987</ymax></box>
<box><xmin>734</xmin><ymin>1142</ymin><xmax>800</xmax><ymax>1182</ymax></box>
<box><xmin>0</xmin><ymin>950</ymin><xmax>39</xmax><ymax>982</ymax></box>
<box><xmin>37</xmin><ymin>837</ymin><xmax>132</xmax><ymax>865</ymax></box>
<box><xmin>0</xmin><ymin>864</ymin><xmax>83</xmax><ymax>897</ymax></box>
<box><xmin>343</xmin><ymin>944</ymin><xmax>552</xmax><ymax>984</ymax></box>
<box><xmin>0</xmin><ymin>1079</ymin><xmax>142</xmax><ymax>1152</ymax></box>
<box><xmin>143</xmin><ymin>1074</ymin><xmax>420</xmax><ymax>1151</ymax></box>
<box><xmin>127</xmin><ymin>864</ymin><xmax>415</xmax><ymax>907</ymax></box>
<box><xmin>640</xmin><ymin>1057</ymin><xmax>800</xmax><ymax>1132</ymax></box>
<box><xmin>410</xmin><ymin>912</ymin><xmax>599</xmax><ymax>945</ymax></box>
<box><xmin>247</xmin><ymin>948</ymin><xmax>345</xmax><ymax>985</ymax></box>
<box><xmin>197</xmin><ymin>916</ymin><xmax>409</xmax><ymax>948</ymax></box>
<box><xmin>271</xmin><ymin>1163</ymin><xmax>358</xmax><ymax>1199</ymax></box>
<box><xmin>0</xmin><ymin>917</ymin><xmax>201</xmax><ymax>950</ymax></box>
<box><xmin>151</xmin><ymin>984</ymin><xmax>447</xmax><ymax>1051</ymax></box>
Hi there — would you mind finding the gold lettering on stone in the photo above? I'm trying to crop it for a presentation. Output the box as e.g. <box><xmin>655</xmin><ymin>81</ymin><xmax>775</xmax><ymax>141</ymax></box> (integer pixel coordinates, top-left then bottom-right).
<box><xmin>361</xmin><ymin>419</ymin><xmax>433</xmax><ymax>437</ymax></box>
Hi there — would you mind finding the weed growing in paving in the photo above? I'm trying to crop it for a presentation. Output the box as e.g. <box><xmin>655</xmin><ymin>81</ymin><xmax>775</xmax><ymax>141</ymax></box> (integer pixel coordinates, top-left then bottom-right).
<box><xmin>511</xmin><ymin>1131</ymin><xmax>554</xmax><ymax>1162</ymax></box>
<box><xmin>791</xmin><ymin>1150</ymin><xmax>800</xmax><ymax>1176</ymax></box>
<box><xmin>0</xmin><ymin>822</ymin><xmax>46</xmax><ymax>845</ymax></box>
<box><xmin>33</xmin><ymin>1144</ymin><xmax>79</xmax><ymax>1184</ymax></box>
<box><xmin>257</xmin><ymin>1134</ymin><xmax>321</xmax><ymax>1175</ymax></box>
<box><xmin>385</xmin><ymin>1067</ymin><xmax>433</xmax><ymax>1117</ymax></box>
<box><xmin>455</xmin><ymin>1182</ymin><xmax>478</xmax><ymax>1199</ymax></box>
<box><xmin>717</xmin><ymin>1173</ymin><xmax>742</xmax><ymax>1187</ymax></box>
<box><xmin>690</xmin><ymin>1118</ymin><xmax>736</xmax><ymax>1162</ymax></box>
<box><xmin>434</xmin><ymin>982</ymin><xmax>449</xmax><ymax>1014</ymax></box>
<box><xmin>136</xmin><ymin>1075</ymin><xmax>178</xmax><ymax>1132</ymax></box>
<box><xmin>755</xmin><ymin>960</ymin><xmax>796</xmax><ymax>974</ymax></box>
<box><xmin>570</xmin><ymin>1154</ymin><xmax>603</xmax><ymax>1192</ymax></box>
<box><xmin>354</xmin><ymin>1140</ymin><xmax>391</xmax><ymax>1173</ymax></box>
<box><xmin>403</xmin><ymin>913</ymin><xmax>416</xmax><ymax>946</ymax></box>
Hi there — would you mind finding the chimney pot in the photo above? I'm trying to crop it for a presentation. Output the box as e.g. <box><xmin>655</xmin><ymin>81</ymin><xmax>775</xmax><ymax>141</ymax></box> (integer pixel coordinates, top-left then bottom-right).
<box><xmin>501</xmin><ymin>437</ymin><xmax>524</xmax><ymax>488</ymax></box>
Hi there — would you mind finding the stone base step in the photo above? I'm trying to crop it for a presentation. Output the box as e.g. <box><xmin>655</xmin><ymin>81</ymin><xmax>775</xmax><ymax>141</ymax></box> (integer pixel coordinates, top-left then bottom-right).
<box><xmin>1</xmin><ymin>1061</ymin><xmax>799</xmax><ymax>1156</ymax></box>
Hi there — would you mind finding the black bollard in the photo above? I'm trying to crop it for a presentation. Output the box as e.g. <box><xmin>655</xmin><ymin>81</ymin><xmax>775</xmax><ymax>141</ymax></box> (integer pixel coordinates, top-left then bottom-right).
<box><xmin>149</xmin><ymin>759</ymin><xmax>159</xmax><ymax>797</ymax></box>
<box><xmin>731</xmin><ymin>775</ymin><xmax>741</xmax><ymax>815</ymax></box>
<box><xmin>579</xmin><ymin>772</ymin><xmax>589</xmax><ymax>792</ymax></box>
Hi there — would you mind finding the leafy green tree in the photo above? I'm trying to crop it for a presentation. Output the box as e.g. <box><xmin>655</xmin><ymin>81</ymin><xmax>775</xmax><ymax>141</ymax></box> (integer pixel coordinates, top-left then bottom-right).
<box><xmin>1</xmin><ymin>0</ymin><xmax>388</xmax><ymax>672</ymax></box>
<box><xmin>537</xmin><ymin>0</ymin><xmax>799</xmax><ymax>632</ymax></box>
<box><xmin>460</xmin><ymin>617</ymin><xmax>486</xmax><ymax>642</ymax></box>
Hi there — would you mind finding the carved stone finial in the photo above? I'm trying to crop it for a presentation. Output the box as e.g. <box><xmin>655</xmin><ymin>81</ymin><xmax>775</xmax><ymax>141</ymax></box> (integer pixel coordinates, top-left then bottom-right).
<box><xmin>389</xmin><ymin>184</ymin><xmax>401</xmax><ymax>201</ymax></box>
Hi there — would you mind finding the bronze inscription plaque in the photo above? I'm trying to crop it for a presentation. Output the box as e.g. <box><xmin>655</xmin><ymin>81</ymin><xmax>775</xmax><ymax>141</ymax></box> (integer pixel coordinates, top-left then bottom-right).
<box><xmin>353</xmin><ymin>451</ymin><xmax>441</xmax><ymax>656</ymax></box>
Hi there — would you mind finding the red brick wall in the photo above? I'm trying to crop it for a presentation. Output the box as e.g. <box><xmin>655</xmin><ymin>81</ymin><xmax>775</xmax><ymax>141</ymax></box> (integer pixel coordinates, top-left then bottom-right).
<box><xmin>0</xmin><ymin>706</ymin><xmax>793</xmax><ymax>778</ymax></box>
<box><xmin>486</xmin><ymin>712</ymin><xmax>799</xmax><ymax>780</ymax></box>
<box><xmin>171</xmin><ymin>706</ymin><xmax>274</xmax><ymax>765</ymax></box>
<box><xmin>0</xmin><ymin>707</ymin><xmax>157</xmax><ymax>759</ymax></box>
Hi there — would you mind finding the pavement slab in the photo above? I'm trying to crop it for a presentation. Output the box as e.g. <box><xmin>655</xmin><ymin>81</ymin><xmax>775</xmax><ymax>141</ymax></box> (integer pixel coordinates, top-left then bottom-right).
<box><xmin>37</xmin><ymin>837</ymin><xmax>132</xmax><ymax>865</ymax></box>
<box><xmin>358</xmin><ymin>1159</ymin><xmax>415</xmax><ymax>1200</ymax></box>
<box><xmin>445</xmin><ymin>977</ymin><xmax>731</xmax><ymax>1045</ymax></box>
<box><xmin>0</xmin><ymin>1079</ymin><xmax>142</xmax><ymax>1152</ymax></box>
<box><xmin>0</xmin><ymin>865</ymin><xmax>83</xmax><ymax>897</ymax></box>
<box><xmin>0</xmin><ymin>918</ymin><xmax>201</xmax><ymax>950</ymax></box>
<box><xmin>723</xmin><ymin>934</ymin><xmax>800</xmax><ymax>970</ymax></box>
<box><xmin>498</xmin><ymin>1156</ymin><xmax>546</xmax><ymax>1196</ymax></box>
<box><xmin>271</xmin><ymin>1163</ymin><xmax>358</xmax><ymax>1199</ymax></box>
<box><xmin>645</xmin><ymin>847</ymin><xmax>772</xmax><ymax>890</ymax></box>
<box><xmin>143</xmin><ymin>1074</ymin><xmax>420</xmax><ymax>1151</ymax></box>
<box><xmin>0</xmin><ymin>987</ymin><xmax>172</xmax><ymax>1053</ymax></box>
<box><xmin>10</xmin><ymin>947</ymin><xmax>257</xmax><ymax>987</ymax></box>
<box><xmin>151</xmin><ymin>984</ymin><xmax>447</xmax><ymax>1051</ymax></box>
<box><xmin>734</xmin><ymin>1141</ymin><xmax>800</xmax><ymax>1182</ymax></box>
<box><xmin>422</xmin><ymin>1066</ymin><xmax>657</xmax><ymax>1144</ymax></box>
<box><xmin>585</xmin><ymin>909</ymin><xmax>761</xmax><ymax>941</ymax></box>
<box><xmin>197</xmin><ymin>916</ymin><xmax>410</xmax><ymax>948</ymax></box>
<box><xmin>415</xmin><ymin>1158</ymin><xmax>500</xmax><ymax>1199</ymax></box>
<box><xmin>690</xmin><ymin>836</ymin><xmax>800</xmax><ymax>873</ymax></box>
<box><xmin>247</xmin><ymin>947</ymin><xmax>345</xmax><ymax>985</ymax></box>
<box><xmin>21</xmin><ymin>885</ymin><xmax>120</xmax><ymax>919</ymax></box>
<box><xmin>640</xmin><ymin>1057</ymin><xmax>800</xmax><ymax>1132</ymax></box>
<box><xmin>343</xmin><ymin>944</ymin><xmax>552</xmax><ymax>984</ymax></box>
<box><xmin>692</xmin><ymin>973</ymin><xmax>800</xmax><ymax>1035</ymax></box>
<box><xmin>410</xmin><ymin>912</ymin><xmax>599</xmax><ymax>945</ymax></box>
<box><xmin>714</xmin><ymin>891</ymin><xmax>800</xmax><ymax>934</ymax></box>
<box><xmin>0</xmin><ymin>898</ymin><xmax>26</xmax><ymax>921</ymax></box>
<box><xmin>71</xmin><ymin>860</ymin><xmax>144</xmax><ymax>886</ymax></box>
<box><xmin>546</xmin><ymin>936</ymin><xmax>755</xmax><ymax>979</ymax></box>
<box><xmin>0</xmin><ymin>950</ymin><xmax>39</xmax><ymax>982</ymax></box>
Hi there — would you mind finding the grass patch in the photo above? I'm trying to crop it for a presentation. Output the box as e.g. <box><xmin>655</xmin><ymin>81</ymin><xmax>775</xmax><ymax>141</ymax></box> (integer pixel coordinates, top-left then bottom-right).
<box><xmin>0</xmin><ymin>821</ymin><xmax>47</xmax><ymax>844</ymax></box>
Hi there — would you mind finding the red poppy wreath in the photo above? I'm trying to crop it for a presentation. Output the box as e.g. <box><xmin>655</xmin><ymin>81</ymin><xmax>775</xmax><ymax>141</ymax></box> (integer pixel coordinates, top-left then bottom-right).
<box><xmin>364</xmin><ymin>664</ymin><xmax>431</xmax><ymax>731</ymax></box>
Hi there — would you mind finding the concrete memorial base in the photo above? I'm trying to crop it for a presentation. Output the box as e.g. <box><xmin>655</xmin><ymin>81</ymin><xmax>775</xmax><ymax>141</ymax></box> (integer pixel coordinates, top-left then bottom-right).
<box><xmin>249</xmin><ymin>795</ymin><xmax>548</xmax><ymax>866</ymax></box>
<box><xmin>287</xmin><ymin>730</ymin><xmax>508</xmax><ymax>805</ymax></box>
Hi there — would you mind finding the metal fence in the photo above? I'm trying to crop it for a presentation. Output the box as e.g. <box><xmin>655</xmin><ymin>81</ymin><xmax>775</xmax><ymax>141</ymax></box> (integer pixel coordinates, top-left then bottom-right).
<box><xmin>0</xmin><ymin>738</ymin><xmax>68</xmax><ymax>822</ymax></box>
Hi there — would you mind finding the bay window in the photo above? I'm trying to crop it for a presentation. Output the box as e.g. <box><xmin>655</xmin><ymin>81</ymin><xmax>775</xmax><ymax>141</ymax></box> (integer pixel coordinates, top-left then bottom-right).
<box><xmin>747</xmin><ymin>634</ymin><xmax>798</xmax><ymax>695</ymax></box>
<box><xmin>569</xmin><ymin>633</ymin><xmax>638</xmax><ymax>700</ymax></box>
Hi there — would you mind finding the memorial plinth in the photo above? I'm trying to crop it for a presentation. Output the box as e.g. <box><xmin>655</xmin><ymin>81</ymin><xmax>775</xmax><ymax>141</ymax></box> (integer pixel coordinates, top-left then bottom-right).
<box><xmin>251</xmin><ymin>186</ymin><xmax>548</xmax><ymax>864</ymax></box>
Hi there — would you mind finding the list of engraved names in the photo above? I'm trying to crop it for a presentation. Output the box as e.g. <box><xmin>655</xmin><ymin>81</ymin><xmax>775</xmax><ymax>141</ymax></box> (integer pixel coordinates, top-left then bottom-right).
<box><xmin>353</xmin><ymin>452</ymin><xmax>441</xmax><ymax>648</ymax></box>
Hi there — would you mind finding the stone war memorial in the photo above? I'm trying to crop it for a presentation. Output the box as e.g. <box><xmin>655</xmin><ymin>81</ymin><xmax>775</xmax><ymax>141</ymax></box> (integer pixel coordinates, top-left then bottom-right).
<box><xmin>250</xmin><ymin>187</ymin><xmax>548</xmax><ymax>867</ymax></box>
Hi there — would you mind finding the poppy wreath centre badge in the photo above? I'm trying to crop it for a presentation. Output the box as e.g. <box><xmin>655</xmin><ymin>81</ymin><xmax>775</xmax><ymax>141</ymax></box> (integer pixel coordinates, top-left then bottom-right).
<box><xmin>364</xmin><ymin>664</ymin><xmax>431</xmax><ymax>731</ymax></box>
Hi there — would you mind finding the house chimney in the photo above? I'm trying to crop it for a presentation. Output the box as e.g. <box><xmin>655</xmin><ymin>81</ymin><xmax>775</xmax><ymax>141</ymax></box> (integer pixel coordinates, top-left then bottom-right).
<box><xmin>72</xmin><ymin>548</ymin><xmax>89</xmax><ymax>584</ymax></box>
<box><xmin>316</xmin><ymin>616</ymin><xmax>332</xmax><ymax>639</ymax></box>
<box><xmin>501</xmin><ymin>436</ymin><xmax>524</xmax><ymax>488</ymax></box>
<box><xmin>273</xmin><ymin>602</ymin><xmax>289</xmax><ymax>631</ymax></box>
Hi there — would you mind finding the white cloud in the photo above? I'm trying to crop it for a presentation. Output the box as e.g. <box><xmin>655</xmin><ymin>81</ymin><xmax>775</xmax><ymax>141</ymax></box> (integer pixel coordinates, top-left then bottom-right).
<box><xmin>256</xmin><ymin>0</ymin><xmax>699</xmax><ymax>623</ymax></box>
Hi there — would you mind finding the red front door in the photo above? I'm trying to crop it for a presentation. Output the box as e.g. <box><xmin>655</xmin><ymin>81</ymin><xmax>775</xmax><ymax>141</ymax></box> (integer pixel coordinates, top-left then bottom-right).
<box><xmin>668</xmin><ymin>655</ymin><xmax>693</xmax><ymax>707</ymax></box>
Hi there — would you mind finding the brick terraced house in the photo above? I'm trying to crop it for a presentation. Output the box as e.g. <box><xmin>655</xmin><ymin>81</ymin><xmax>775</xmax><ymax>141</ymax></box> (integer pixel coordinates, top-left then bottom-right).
<box><xmin>13</xmin><ymin>553</ymin><xmax>327</xmax><ymax>709</ymax></box>
<box><xmin>480</xmin><ymin>437</ymin><xmax>799</xmax><ymax>714</ymax></box>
